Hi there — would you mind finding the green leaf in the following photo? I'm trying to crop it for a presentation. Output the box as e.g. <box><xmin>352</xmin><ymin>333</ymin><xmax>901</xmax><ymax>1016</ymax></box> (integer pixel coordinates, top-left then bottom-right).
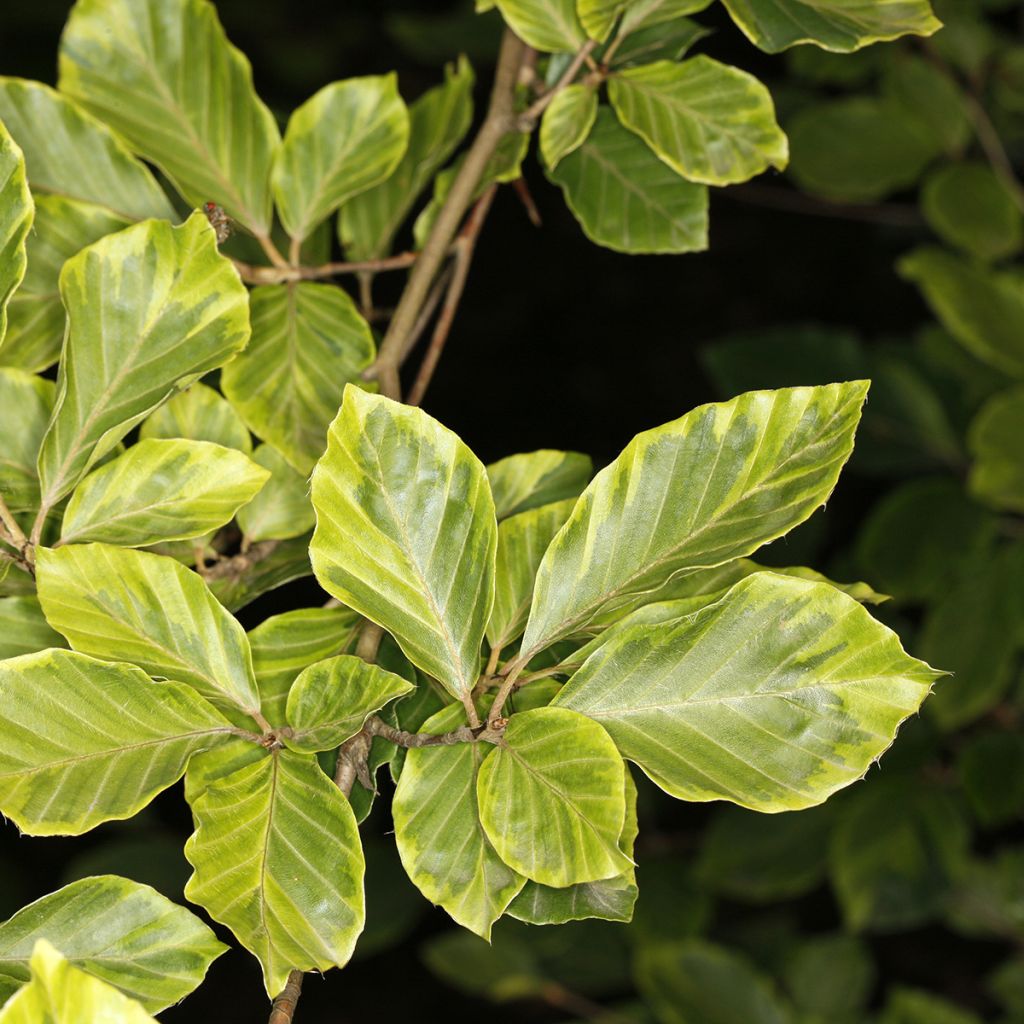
<box><xmin>340</xmin><ymin>57</ymin><xmax>474</xmax><ymax>261</ymax></box>
<box><xmin>540</xmin><ymin>84</ymin><xmax>598</xmax><ymax>170</ymax></box>
<box><xmin>721</xmin><ymin>0</ymin><xmax>941</xmax><ymax>53</ymax></box>
<box><xmin>477</xmin><ymin>706</ymin><xmax>630</xmax><ymax>887</ymax></box>
<box><xmin>486</xmin><ymin>449</ymin><xmax>592</xmax><ymax>520</ymax></box>
<box><xmin>0</xmin><ymin>648</ymin><xmax>233</xmax><ymax>835</ymax></box>
<box><xmin>393</xmin><ymin>704</ymin><xmax>526</xmax><ymax>939</ymax></box>
<box><xmin>521</xmin><ymin>382</ymin><xmax>868</xmax><ymax>657</ymax></box>
<box><xmin>184</xmin><ymin>750</ymin><xmax>365</xmax><ymax>997</ymax></box>
<box><xmin>554</xmin><ymin>572</ymin><xmax>938</xmax><ymax>811</ymax></box>
<box><xmin>284</xmin><ymin>654</ymin><xmax>413</xmax><ymax>752</ymax></box>
<box><xmin>0</xmin><ymin>940</ymin><xmax>157</xmax><ymax>1024</ymax></box>
<box><xmin>0</xmin><ymin>876</ymin><xmax>224</xmax><ymax>1012</ymax></box>
<box><xmin>36</xmin><ymin>543</ymin><xmax>262</xmax><ymax>715</ymax></box>
<box><xmin>611</xmin><ymin>18</ymin><xmax>711</xmax><ymax>67</ymax></box>
<box><xmin>0</xmin><ymin>368</ymin><xmax>54</xmax><ymax>514</ymax></box>
<box><xmin>548</xmin><ymin>107</ymin><xmax>708</xmax><ymax>254</ymax></box>
<box><xmin>968</xmin><ymin>386</ymin><xmax>1024</xmax><ymax>512</ymax></box>
<box><xmin>697</xmin><ymin>802</ymin><xmax>834</xmax><ymax>902</ymax></box>
<box><xmin>221</xmin><ymin>283</ymin><xmax>375</xmax><ymax>475</ymax></box>
<box><xmin>273</xmin><ymin>75</ymin><xmax>409</xmax><ymax>242</ymax></box>
<box><xmin>139</xmin><ymin>382</ymin><xmax>252</xmax><ymax>454</ymax></box>
<box><xmin>635</xmin><ymin>940</ymin><xmax>791</xmax><ymax>1024</ymax></box>
<box><xmin>900</xmin><ymin>247</ymin><xmax>1024</xmax><ymax>377</ymax></box>
<box><xmin>882</xmin><ymin>54</ymin><xmax>969</xmax><ymax>156</ymax></box>
<box><xmin>609</xmin><ymin>58</ymin><xmax>788</xmax><ymax>186</ymax></box>
<box><xmin>922</xmin><ymin>162</ymin><xmax>1023</xmax><ymax>263</ymax></box>
<box><xmin>235</xmin><ymin>444</ymin><xmax>315</xmax><ymax>543</ymax></box>
<box><xmin>829</xmin><ymin>778</ymin><xmax>969</xmax><ymax>931</ymax></box>
<box><xmin>787</xmin><ymin>98</ymin><xmax>936</xmax><ymax>203</ymax></box>
<box><xmin>36</xmin><ymin>213</ymin><xmax>251</xmax><ymax>510</ymax></box>
<box><xmin>0</xmin><ymin>597</ymin><xmax>65</xmax><ymax>661</ymax></box>
<box><xmin>58</xmin><ymin>0</ymin><xmax>281</xmax><ymax>235</ymax></box>
<box><xmin>0</xmin><ymin>78</ymin><xmax>174</xmax><ymax>222</ymax></box>
<box><xmin>310</xmin><ymin>387</ymin><xmax>496</xmax><ymax>701</ymax></box>
<box><xmin>60</xmin><ymin>439</ymin><xmax>269</xmax><ymax>547</ymax></box>
<box><xmin>1</xmin><ymin>196</ymin><xmax>129</xmax><ymax>374</ymax></box>
<box><xmin>0</xmin><ymin>119</ymin><xmax>32</xmax><ymax>347</ymax></box>
<box><xmin>619</xmin><ymin>0</ymin><xmax>715</xmax><ymax>34</ymax></box>
<box><xmin>249</xmin><ymin>606</ymin><xmax>361</xmax><ymax>727</ymax></box>
<box><xmin>855</xmin><ymin>477</ymin><xmax>996</xmax><ymax>603</ymax></box>
<box><xmin>784</xmin><ymin>934</ymin><xmax>875</xmax><ymax>1019</ymax></box>
<box><xmin>488</xmin><ymin>499</ymin><xmax>576</xmax><ymax>653</ymax></box>
<box><xmin>946</xmin><ymin>848</ymin><xmax>1024</xmax><ymax>943</ymax></box>
<box><xmin>957</xmin><ymin>732</ymin><xmax>1024</xmax><ymax>828</ymax></box>
<box><xmin>507</xmin><ymin>769</ymin><xmax>639</xmax><ymax>924</ymax></box>
<box><xmin>494</xmin><ymin>0</ymin><xmax>588</xmax><ymax>51</ymax></box>
<box><xmin>879</xmin><ymin>987</ymin><xmax>982</xmax><ymax>1024</ymax></box>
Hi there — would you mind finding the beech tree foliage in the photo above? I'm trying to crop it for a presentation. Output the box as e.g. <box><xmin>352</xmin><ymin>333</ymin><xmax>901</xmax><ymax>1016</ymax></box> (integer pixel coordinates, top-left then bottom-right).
<box><xmin>0</xmin><ymin>0</ymin><xmax>969</xmax><ymax>1019</ymax></box>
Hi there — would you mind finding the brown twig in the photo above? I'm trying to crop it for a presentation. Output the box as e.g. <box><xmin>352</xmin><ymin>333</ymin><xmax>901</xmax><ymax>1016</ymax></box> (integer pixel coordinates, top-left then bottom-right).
<box><xmin>233</xmin><ymin>250</ymin><xmax>419</xmax><ymax>286</ymax></box>
<box><xmin>268</xmin><ymin>971</ymin><xmax>304</xmax><ymax>1024</ymax></box>
<box><xmin>519</xmin><ymin>39</ymin><xmax>598</xmax><ymax>126</ymax></box>
<box><xmin>365</xmin><ymin>29</ymin><xmax>529</xmax><ymax>400</ymax></box>
<box><xmin>407</xmin><ymin>186</ymin><xmax>498</xmax><ymax>407</ymax></box>
<box><xmin>199</xmin><ymin>539</ymin><xmax>280</xmax><ymax>581</ymax></box>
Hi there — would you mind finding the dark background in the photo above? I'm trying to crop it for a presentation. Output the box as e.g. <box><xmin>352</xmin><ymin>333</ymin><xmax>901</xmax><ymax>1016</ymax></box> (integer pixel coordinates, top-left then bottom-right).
<box><xmin>1</xmin><ymin>3</ymin><xmax>939</xmax><ymax>1020</ymax></box>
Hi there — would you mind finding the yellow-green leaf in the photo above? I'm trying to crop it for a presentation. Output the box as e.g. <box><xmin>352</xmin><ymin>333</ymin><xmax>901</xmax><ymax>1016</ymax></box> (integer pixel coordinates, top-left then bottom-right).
<box><xmin>0</xmin><ymin>649</ymin><xmax>234</xmax><ymax>835</ymax></box>
<box><xmin>540</xmin><ymin>83</ymin><xmax>598</xmax><ymax>170</ymax></box>
<box><xmin>273</xmin><ymin>75</ymin><xmax>409</xmax><ymax>242</ymax></box>
<box><xmin>183</xmin><ymin>750</ymin><xmax>365</xmax><ymax>997</ymax></box>
<box><xmin>235</xmin><ymin>444</ymin><xmax>315</xmax><ymax>543</ymax></box>
<box><xmin>36</xmin><ymin>543</ymin><xmax>262</xmax><ymax>715</ymax></box>
<box><xmin>36</xmin><ymin>213</ymin><xmax>251</xmax><ymax>511</ymax></box>
<box><xmin>495</xmin><ymin>0</ymin><xmax>588</xmax><ymax>51</ymax></box>
<box><xmin>59</xmin><ymin>0</ymin><xmax>281</xmax><ymax>234</ymax></box>
<box><xmin>608</xmin><ymin>57</ymin><xmax>788</xmax><ymax>186</ymax></box>
<box><xmin>0</xmin><ymin>368</ymin><xmax>53</xmax><ymax>514</ymax></box>
<box><xmin>486</xmin><ymin>449</ymin><xmax>592</xmax><ymax>520</ymax></box>
<box><xmin>0</xmin><ymin>118</ymin><xmax>32</xmax><ymax>346</ymax></box>
<box><xmin>0</xmin><ymin>596</ymin><xmax>65</xmax><ymax>661</ymax></box>
<box><xmin>554</xmin><ymin>572</ymin><xmax>940</xmax><ymax>811</ymax></box>
<box><xmin>310</xmin><ymin>387</ymin><xmax>496</xmax><ymax>700</ymax></box>
<box><xmin>139</xmin><ymin>382</ymin><xmax>252</xmax><ymax>454</ymax></box>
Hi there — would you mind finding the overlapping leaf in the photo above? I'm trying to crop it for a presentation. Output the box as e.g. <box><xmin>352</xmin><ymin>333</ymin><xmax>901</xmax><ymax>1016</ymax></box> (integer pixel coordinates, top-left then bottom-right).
<box><xmin>60</xmin><ymin>439</ymin><xmax>269</xmax><ymax>546</ymax></box>
<box><xmin>969</xmin><ymin>387</ymin><xmax>1024</xmax><ymax>512</ymax></box>
<box><xmin>494</xmin><ymin>0</ymin><xmax>588</xmax><ymax>51</ymax></box>
<box><xmin>609</xmin><ymin>57</ymin><xmax>788</xmax><ymax>185</ymax></box>
<box><xmin>0</xmin><ymin>369</ymin><xmax>53</xmax><ymax>513</ymax></box>
<box><xmin>248</xmin><ymin>611</ymin><xmax>359</xmax><ymax>731</ymax></box>
<box><xmin>222</xmin><ymin>283</ymin><xmax>375</xmax><ymax>475</ymax></box>
<box><xmin>486</xmin><ymin>449</ymin><xmax>591</xmax><ymax>520</ymax></box>
<box><xmin>554</xmin><ymin>572</ymin><xmax>939</xmax><ymax>811</ymax></box>
<box><xmin>539</xmin><ymin>84</ymin><xmax>598</xmax><ymax>170</ymax></box>
<box><xmin>0</xmin><ymin>78</ymin><xmax>174</xmax><ymax>222</ymax></box>
<box><xmin>59</xmin><ymin>0</ymin><xmax>281</xmax><ymax>234</ymax></box>
<box><xmin>184</xmin><ymin>750</ymin><xmax>365</xmax><ymax>997</ymax></box>
<box><xmin>36</xmin><ymin>213</ymin><xmax>251</xmax><ymax>511</ymax></box>
<box><xmin>548</xmin><ymin>108</ymin><xmax>709</xmax><ymax>254</ymax></box>
<box><xmin>284</xmin><ymin>654</ymin><xmax>414</xmax><ymax>752</ymax></box>
<box><xmin>310</xmin><ymin>387</ymin><xmax>496</xmax><ymax>700</ymax></box>
<box><xmin>339</xmin><ymin>58</ymin><xmax>474</xmax><ymax>260</ymax></box>
<box><xmin>393</xmin><ymin>703</ymin><xmax>526</xmax><ymax>939</ymax></box>
<box><xmin>0</xmin><ymin>119</ymin><xmax>32</xmax><ymax>345</ymax></box>
<box><xmin>274</xmin><ymin>75</ymin><xmax>409</xmax><ymax>242</ymax></box>
<box><xmin>721</xmin><ymin>0</ymin><xmax>941</xmax><ymax>53</ymax></box>
<box><xmin>477</xmin><ymin>707</ymin><xmax>630</xmax><ymax>887</ymax></box>
<box><xmin>0</xmin><ymin>597</ymin><xmax>65</xmax><ymax>661</ymax></box>
<box><xmin>0</xmin><ymin>941</ymin><xmax>157</xmax><ymax>1024</ymax></box>
<box><xmin>235</xmin><ymin>444</ymin><xmax>315</xmax><ymax>542</ymax></box>
<box><xmin>1</xmin><ymin>196</ymin><xmax>128</xmax><ymax>373</ymax></box>
<box><xmin>139</xmin><ymin>383</ymin><xmax>252</xmax><ymax>454</ymax></box>
<box><xmin>36</xmin><ymin>544</ymin><xmax>262</xmax><ymax>714</ymax></box>
<box><xmin>0</xmin><ymin>877</ymin><xmax>225</xmax><ymax>1012</ymax></box>
<box><xmin>520</xmin><ymin>382</ymin><xmax>868</xmax><ymax>657</ymax></box>
<box><xmin>0</xmin><ymin>649</ymin><xmax>234</xmax><ymax>835</ymax></box>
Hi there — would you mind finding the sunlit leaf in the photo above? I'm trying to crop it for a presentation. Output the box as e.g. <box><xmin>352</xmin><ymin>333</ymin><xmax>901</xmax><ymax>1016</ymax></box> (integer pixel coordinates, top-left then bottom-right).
<box><xmin>0</xmin><ymin>368</ymin><xmax>53</xmax><ymax>514</ymax></box>
<box><xmin>540</xmin><ymin>83</ymin><xmax>598</xmax><ymax>170</ymax></box>
<box><xmin>494</xmin><ymin>0</ymin><xmax>588</xmax><ymax>51</ymax></box>
<box><xmin>0</xmin><ymin>119</ymin><xmax>32</xmax><ymax>347</ymax></box>
<box><xmin>139</xmin><ymin>383</ymin><xmax>252</xmax><ymax>454</ymax></box>
<box><xmin>235</xmin><ymin>444</ymin><xmax>315</xmax><ymax>543</ymax></box>
<box><xmin>486</xmin><ymin>449</ymin><xmax>591</xmax><ymax>520</ymax></box>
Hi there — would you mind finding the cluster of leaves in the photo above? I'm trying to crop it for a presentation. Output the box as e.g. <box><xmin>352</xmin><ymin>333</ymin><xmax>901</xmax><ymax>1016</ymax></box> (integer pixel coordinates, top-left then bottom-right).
<box><xmin>0</xmin><ymin>0</ymin><xmax>978</xmax><ymax>1020</ymax></box>
<box><xmin>399</xmin><ymin>3</ymin><xmax>1024</xmax><ymax>1021</ymax></box>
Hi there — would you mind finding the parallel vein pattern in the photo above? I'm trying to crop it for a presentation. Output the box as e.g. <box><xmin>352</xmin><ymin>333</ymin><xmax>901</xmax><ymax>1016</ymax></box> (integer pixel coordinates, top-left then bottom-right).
<box><xmin>554</xmin><ymin>572</ymin><xmax>941</xmax><ymax>811</ymax></box>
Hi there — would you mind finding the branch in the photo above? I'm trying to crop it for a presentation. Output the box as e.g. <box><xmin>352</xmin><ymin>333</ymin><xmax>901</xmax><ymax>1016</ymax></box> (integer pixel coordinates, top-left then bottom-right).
<box><xmin>406</xmin><ymin>185</ymin><xmax>498</xmax><ymax>407</ymax></box>
<box><xmin>0</xmin><ymin>494</ymin><xmax>34</xmax><ymax>572</ymax></box>
<box><xmin>365</xmin><ymin>29</ymin><xmax>529</xmax><ymax>400</ymax></box>
<box><xmin>519</xmin><ymin>38</ymin><xmax>599</xmax><ymax>126</ymax></box>
<box><xmin>268</xmin><ymin>971</ymin><xmax>303</xmax><ymax>1024</ymax></box>
<box><xmin>233</xmin><ymin>250</ymin><xmax>419</xmax><ymax>286</ymax></box>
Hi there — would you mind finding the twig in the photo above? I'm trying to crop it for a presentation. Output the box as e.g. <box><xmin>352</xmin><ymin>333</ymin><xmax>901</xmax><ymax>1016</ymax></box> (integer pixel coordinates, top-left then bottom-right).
<box><xmin>255</xmin><ymin>233</ymin><xmax>291</xmax><ymax>270</ymax></box>
<box><xmin>268</xmin><ymin>971</ymin><xmax>303</xmax><ymax>1024</ymax></box>
<box><xmin>402</xmin><ymin>262</ymin><xmax>457</xmax><ymax>374</ymax></box>
<box><xmin>519</xmin><ymin>39</ymin><xmax>598</xmax><ymax>126</ymax></box>
<box><xmin>233</xmin><ymin>250</ymin><xmax>419</xmax><ymax>286</ymax></box>
<box><xmin>363</xmin><ymin>714</ymin><xmax>477</xmax><ymax>748</ymax></box>
<box><xmin>366</xmin><ymin>29</ymin><xmax>528</xmax><ymax>399</ymax></box>
<box><xmin>199</xmin><ymin>540</ymin><xmax>280</xmax><ymax>581</ymax></box>
<box><xmin>407</xmin><ymin>186</ymin><xmax>498</xmax><ymax>407</ymax></box>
